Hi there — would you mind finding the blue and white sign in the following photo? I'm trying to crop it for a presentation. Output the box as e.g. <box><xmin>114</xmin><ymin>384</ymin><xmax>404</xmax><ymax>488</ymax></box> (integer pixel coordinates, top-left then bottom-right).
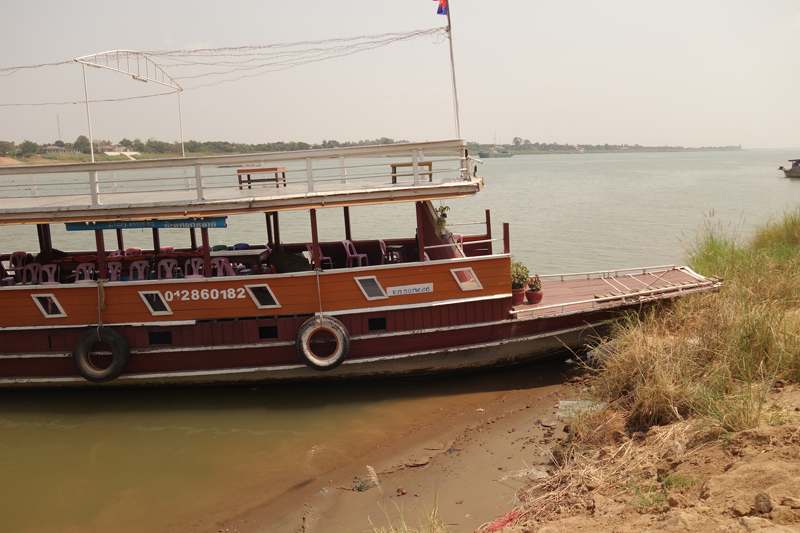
<box><xmin>386</xmin><ymin>283</ymin><xmax>433</xmax><ymax>296</ymax></box>
<box><xmin>66</xmin><ymin>217</ymin><xmax>227</xmax><ymax>231</ymax></box>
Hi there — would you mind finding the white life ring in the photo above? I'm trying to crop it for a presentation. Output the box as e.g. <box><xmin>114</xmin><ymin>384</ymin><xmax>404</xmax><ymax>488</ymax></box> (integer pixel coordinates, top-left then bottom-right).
<box><xmin>295</xmin><ymin>315</ymin><xmax>350</xmax><ymax>371</ymax></box>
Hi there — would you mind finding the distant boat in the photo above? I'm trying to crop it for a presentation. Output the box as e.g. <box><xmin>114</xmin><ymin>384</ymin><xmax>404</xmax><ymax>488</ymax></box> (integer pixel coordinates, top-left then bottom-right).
<box><xmin>478</xmin><ymin>147</ymin><xmax>513</xmax><ymax>158</ymax></box>
<box><xmin>778</xmin><ymin>159</ymin><xmax>800</xmax><ymax>177</ymax></box>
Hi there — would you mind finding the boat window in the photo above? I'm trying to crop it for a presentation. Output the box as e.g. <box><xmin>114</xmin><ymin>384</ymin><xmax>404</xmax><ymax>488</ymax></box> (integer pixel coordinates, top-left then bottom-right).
<box><xmin>245</xmin><ymin>285</ymin><xmax>281</xmax><ymax>309</ymax></box>
<box><xmin>31</xmin><ymin>294</ymin><xmax>67</xmax><ymax>318</ymax></box>
<box><xmin>258</xmin><ymin>325</ymin><xmax>279</xmax><ymax>339</ymax></box>
<box><xmin>451</xmin><ymin>268</ymin><xmax>483</xmax><ymax>291</ymax></box>
<box><xmin>148</xmin><ymin>330</ymin><xmax>173</xmax><ymax>346</ymax></box>
<box><xmin>139</xmin><ymin>291</ymin><xmax>174</xmax><ymax>316</ymax></box>
<box><xmin>354</xmin><ymin>276</ymin><xmax>388</xmax><ymax>301</ymax></box>
<box><xmin>368</xmin><ymin>317</ymin><xmax>387</xmax><ymax>331</ymax></box>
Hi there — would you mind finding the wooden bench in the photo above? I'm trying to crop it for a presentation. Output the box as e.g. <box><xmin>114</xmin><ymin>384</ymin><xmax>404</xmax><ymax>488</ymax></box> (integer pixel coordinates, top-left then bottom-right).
<box><xmin>237</xmin><ymin>167</ymin><xmax>287</xmax><ymax>190</ymax></box>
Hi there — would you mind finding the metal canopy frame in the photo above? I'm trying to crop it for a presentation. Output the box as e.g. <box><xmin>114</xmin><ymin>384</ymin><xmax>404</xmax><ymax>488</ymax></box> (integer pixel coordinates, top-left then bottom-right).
<box><xmin>74</xmin><ymin>50</ymin><xmax>185</xmax><ymax>160</ymax></box>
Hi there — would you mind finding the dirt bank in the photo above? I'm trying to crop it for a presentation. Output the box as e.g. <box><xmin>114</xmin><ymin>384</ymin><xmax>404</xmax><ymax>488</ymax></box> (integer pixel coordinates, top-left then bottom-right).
<box><xmin>0</xmin><ymin>156</ymin><xmax>23</xmax><ymax>165</ymax></box>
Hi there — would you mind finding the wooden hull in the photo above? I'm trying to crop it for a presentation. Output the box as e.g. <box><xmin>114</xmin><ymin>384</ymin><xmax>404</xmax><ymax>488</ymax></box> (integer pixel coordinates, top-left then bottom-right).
<box><xmin>0</xmin><ymin>263</ymin><xmax>720</xmax><ymax>387</ymax></box>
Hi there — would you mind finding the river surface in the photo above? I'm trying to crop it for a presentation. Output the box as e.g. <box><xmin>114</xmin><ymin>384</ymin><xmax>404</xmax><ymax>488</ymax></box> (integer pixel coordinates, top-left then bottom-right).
<box><xmin>1</xmin><ymin>150</ymin><xmax>799</xmax><ymax>532</ymax></box>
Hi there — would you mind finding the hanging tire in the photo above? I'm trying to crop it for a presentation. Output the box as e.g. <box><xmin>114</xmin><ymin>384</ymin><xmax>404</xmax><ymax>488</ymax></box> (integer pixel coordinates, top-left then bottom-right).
<box><xmin>72</xmin><ymin>327</ymin><xmax>131</xmax><ymax>383</ymax></box>
<box><xmin>295</xmin><ymin>316</ymin><xmax>350</xmax><ymax>371</ymax></box>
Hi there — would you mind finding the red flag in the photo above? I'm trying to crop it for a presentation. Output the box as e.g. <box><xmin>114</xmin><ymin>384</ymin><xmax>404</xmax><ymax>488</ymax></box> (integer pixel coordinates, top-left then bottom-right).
<box><xmin>433</xmin><ymin>0</ymin><xmax>447</xmax><ymax>15</ymax></box>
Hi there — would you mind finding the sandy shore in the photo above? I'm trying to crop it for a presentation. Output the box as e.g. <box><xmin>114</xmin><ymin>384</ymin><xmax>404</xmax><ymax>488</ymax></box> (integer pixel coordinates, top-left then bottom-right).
<box><xmin>205</xmin><ymin>361</ymin><xmax>586</xmax><ymax>533</ymax></box>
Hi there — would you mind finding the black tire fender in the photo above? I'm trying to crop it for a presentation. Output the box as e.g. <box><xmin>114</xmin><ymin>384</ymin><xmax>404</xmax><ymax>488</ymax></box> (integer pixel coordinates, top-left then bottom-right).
<box><xmin>72</xmin><ymin>327</ymin><xmax>131</xmax><ymax>383</ymax></box>
<box><xmin>295</xmin><ymin>315</ymin><xmax>350</xmax><ymax>371</ymax></box>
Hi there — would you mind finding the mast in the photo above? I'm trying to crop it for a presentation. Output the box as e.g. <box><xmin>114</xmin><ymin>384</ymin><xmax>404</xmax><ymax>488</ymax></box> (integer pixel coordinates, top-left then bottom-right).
<box><xmin>445</xmin><ymin>1</ymin><xmax>461</xmax><ymax>139</ymax></box>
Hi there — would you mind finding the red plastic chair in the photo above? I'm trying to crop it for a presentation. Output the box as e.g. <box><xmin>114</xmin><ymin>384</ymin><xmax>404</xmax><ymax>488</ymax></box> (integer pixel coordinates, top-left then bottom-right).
<box><xmin>159</xmin><ymin>246</ymin><xmax>174</xmax><ymax>253</ymax></box>
<box><xmin>20</xmin><ymin>263</ymin><xmax>41</xmax><ymax>285</ymax></box>
<box><xmin>157</xmin><ymin>259</ymin><xmax>179</xmax><ymax>279</ymax></box>
<box><xmin>39</xmin><ymin>264</ymin><xmax>60</xmax><ymax>285</ymax></box>
<box><xmin>342</xmin><ymin>240</ymin><xmax>368</xmax><ymax>268</ymax></box>
<box><xmin>129</xmin><ymin>260</ymin><xmax>150</xmax><ymax>281</ymax></box>
<box><xmin>306</xmin><ymin>244</ymin><xmax>333</xmax><ymax>269</ymax></box>
<box><xmin>211</xmin><ymin>257</ymin><xmax>236</xmax><ymax>277</ymax></box>
<box><xmin>184</xmin><ymin>258</ymin><xmax>204</xmax><ymax>278</ymax></box>
<box><xmin>75</xmin><ymin>262</ymin><xmax>96</xmax><ymax>282</ymax></box>
<box><xmin>107</xmin><ymin>262</ymin><xmax>123</xmax><ymax>281</ymax></box>
<box><xmin>9</xmin><ymin>251</ymin><xmax>27</xmax><ymax>281</ymax></box>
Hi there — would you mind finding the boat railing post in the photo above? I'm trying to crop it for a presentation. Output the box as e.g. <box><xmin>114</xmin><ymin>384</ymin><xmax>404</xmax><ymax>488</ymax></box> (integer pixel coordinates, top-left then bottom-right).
<box><xmin>194</xmin><ymin>163</ymin><xmax>205</xmax><ymax>201</ymax></box>
<box><xmin>412</xmin><ymin>150</ymin><xmax>420</xmax><ymax>186</ymax></box>
<box><xmin>461</xmin><ymin>146</ymin><xmax>469</xmax><ymax>180</ymax></box>
<box><xmin>183</xmin><ymin>166</ymin><xmax>191</xmax><ymax>189</ymax></box>
<box><xmin>306</xmin><ymin>158</ymin><xmax>314</xmax><ymax>193</ymax></box>
<box><xmin>89</xmin><ymin>170</ymin><xmax>101</xmax><ymax>206</ymax></box>
<box><xmin>109</xmin><ymin>170</ymin><xmax>118</xmax><ymax>193</ymax></box>
<box><xmin>485</xmin><ymin>209</ymin><xmax>492</xmax><ymax>255</ymax></box>
<box><xmin>503</xmin><ymin>222</ymin><xmax>510</xmax><ymax>254</ymax></box>
<box><xmin>339</xmin><ymin>156</ymin><xmax>347</xmax><ymax>184</ymax></box>
<box><xmin>27</xmin><ymin>174</ymin><xmax>38</xmax><ymax>197</ymax></box>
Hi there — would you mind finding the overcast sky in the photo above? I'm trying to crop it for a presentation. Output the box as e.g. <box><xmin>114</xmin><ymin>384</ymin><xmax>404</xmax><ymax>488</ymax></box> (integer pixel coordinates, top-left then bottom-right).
<box><xmin>2</xmin><ymin>1</ymin><xmax>799</xmax><ymax>149</ymax></box>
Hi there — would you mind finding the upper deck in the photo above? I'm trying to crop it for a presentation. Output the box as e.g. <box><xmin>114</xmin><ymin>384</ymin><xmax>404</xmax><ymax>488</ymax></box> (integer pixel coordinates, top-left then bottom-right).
<box><xmin>0</xmin><ymin>139</ymin><xmax>480</xmax><ymax>225</ymax></box>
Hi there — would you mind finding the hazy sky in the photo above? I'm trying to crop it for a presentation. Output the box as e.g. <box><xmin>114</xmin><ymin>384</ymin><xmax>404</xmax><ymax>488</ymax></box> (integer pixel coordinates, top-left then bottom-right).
<box><xmin>2</xmin><ymin>1</ymin><xmax>799</xmax><ymax>148</ymax></box>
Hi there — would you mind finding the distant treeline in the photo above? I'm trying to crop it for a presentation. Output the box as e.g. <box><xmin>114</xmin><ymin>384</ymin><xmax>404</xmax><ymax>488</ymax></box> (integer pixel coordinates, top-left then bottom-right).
<box><xmin>0</xmin><ymin>135</ymin><xmax>741</xmax><ymax>159</ymax></box>
<box><xmin>468</xmin><ymin>139</ymin><xmax>742</xmax><ymax>154</ymax></box>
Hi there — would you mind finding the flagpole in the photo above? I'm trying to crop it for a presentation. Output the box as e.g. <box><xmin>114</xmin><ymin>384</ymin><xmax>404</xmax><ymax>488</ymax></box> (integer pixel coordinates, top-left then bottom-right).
<box><xmin>445</xmin><ymin>1</ymin><xmax>462</xmax><ymax>139</ymax></box>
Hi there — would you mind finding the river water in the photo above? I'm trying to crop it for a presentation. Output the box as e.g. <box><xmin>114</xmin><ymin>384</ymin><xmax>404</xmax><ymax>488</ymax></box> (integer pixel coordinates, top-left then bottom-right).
<box><xmin>1</xmin><ymin>150</ymin><xmax>798</xmax><ymax>532</ymax></box>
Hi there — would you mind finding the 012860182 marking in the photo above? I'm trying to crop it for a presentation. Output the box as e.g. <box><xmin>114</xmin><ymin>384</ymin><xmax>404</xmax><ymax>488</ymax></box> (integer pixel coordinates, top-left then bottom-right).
<box><xmin>164</xmin><ymin>288</ymin><xmax>247</xmax><ymax>302</ymax></box>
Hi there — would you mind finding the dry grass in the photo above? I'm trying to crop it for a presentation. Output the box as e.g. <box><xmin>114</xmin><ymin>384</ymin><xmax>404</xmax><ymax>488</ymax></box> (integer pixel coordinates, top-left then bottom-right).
<box><xmin>367</xmin><ymin>466</ymin><xmax>448</xmax><ymax>533</ymax></box>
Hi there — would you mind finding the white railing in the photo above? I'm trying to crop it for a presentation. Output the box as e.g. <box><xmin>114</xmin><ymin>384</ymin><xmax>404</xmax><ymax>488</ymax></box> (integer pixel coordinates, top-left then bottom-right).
<box><xmin>0</xmin><ymin>140</ymin><xmax>470</xmax><ymax>208</ymax></box>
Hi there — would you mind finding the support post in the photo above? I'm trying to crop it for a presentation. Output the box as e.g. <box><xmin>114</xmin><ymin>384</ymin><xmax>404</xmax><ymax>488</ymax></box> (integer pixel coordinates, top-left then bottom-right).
<box><xmin>152</xmin><ymin>228</ymin><xmax>161</xmax><ymax>253</ymax></box>
<box><xmin>81</xmin><ymin>63</ymin><xmax>96</xmax><ymax>163</ymax></box>
<box><xmin>485</xmin><ymin>209</ymin><xmax>493</xmax><ymax>255</ymax></box>
<box><xmin>201</xmin><ymin>227</ymin><xmax>211</xmax><ymax>278</ymax></box>
<box><xmin>343</xmin><ymin>206</ymin><xmax>352</xmax><ymax>241</ymax></box>
<box><xmin>273</xmin><ymin>212</ymin><xmax>281</xmax><ymax>250</ymax></box>
<box><xmin>310</xmin><ymin>209</ymin><xmax>321</xmax><ymax>269</ymax></box>
<box><xmin>95</xmin><ymin>230</ymin><xmax>107</xmax><ymax>279</ymax></box>
<box><xmin>265</xmin><ymin>213</ymin><xmax>274</xmax><ymax>247</ymax></box>
<box><xmin>115</xmin><ymin>229</ymin><xmax>124</xmax><ymax>252</ymax></box>
<box><xmin>190</xmin><ymin>228</ymin><xmax>197</xmax><ymax>250</ymax></box>
<box><xmin>416</xmin><ymin>201</ymin><xmax>426</xmax><ymax>262</ymax></box>
<box><xmin>503</xmin><ymin>222</ymin><xmax>510</xmax><ymax>254</ymax></box>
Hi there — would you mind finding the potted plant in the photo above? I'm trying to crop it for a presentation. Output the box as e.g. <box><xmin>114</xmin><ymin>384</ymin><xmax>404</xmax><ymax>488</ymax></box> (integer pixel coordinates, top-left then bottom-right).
<box><xmin>434</xmin><ymin>205</ymin><xmax>450</xmax><ymax>237</ymax></box>
<box><xmin>510</xmin><ymin>261</ymin><xmax>530</xmax><ymax>305</ymax></box>
<box><xmin>526</xmin><ymin>273</ymin><xmax>543</xmax><ymax>304</ymax></box>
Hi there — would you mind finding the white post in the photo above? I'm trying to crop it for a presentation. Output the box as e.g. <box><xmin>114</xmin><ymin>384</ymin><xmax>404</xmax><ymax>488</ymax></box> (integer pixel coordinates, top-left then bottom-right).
<box><xmin>194</xmin><ymin>163</ymin><xmax>204</xmax><ymax>201</ymax></box>
<box><xmin>306</xmin><ymin>158</ymin><xmax>314</xmax><ymax>193</ymax></box>
<box><xmin>339</xmin><ymin>156</ymin><xmax>347</xmax><ymax>183</ymax></box>
<box><xmin>412</xmin><ymin>149</ymin><xmax>420</xmax><ymax>186</ymax></box>
<box><xmin>89</xmin><ymin>170</ymin><xmax>101</xmax><ymax>206</ymax></box>
<box><xmin>27</xmin><ymin>174</ymin><xmax>38</xmax><ymax>196</ymax></box>
<box><xmin>81</xmin><ymin>63</ymin><xmax>96</xmax><ymax>163</ymax></box>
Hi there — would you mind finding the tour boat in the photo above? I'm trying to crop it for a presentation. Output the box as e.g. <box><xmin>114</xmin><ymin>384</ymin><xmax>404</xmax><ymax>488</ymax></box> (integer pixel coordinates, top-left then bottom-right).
<box><xmin>778</xmin><ymin>159</ymin><xmax>800</xmax><ymax>178</ymax></box>
<box><xmin>0</xmin><ymin>140</ymin><xmax>720</xmax><ymax>386</ymax></box>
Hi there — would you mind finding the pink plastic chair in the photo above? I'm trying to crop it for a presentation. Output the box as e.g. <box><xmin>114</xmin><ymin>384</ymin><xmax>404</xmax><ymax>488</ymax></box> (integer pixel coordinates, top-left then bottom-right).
<box><xmin>159</xmin><ymin>246</ymin><xmax>174</xmax><ymax>253</ymax></box>
<box><xmin>75</xmin><ymin>262</ymin><xmax>95</xmax><ymax>282</ymax></box>
<box><xmin>184</xmin><ymin>258</ymin><xmax>204</xmax><ymax>278</ymax></box>
<box><xmin>157</xmin><ymin>259</ymin><xmax>179</xmax><ymax>279</ymax></box>
<box><xmin>107</xmin><ymin>262</ymin><xmax>123</xmax><ymax>281</ymax></box>
<box><xmin>9</xmin><ymin>251</ymin><xmax>27</xmax><ymax>281</ymax></box>
<box><xmin>108</xmin><ymin>250</ymin><xmax>123</xmax><ymax>257</ymax></box>
<box><xmin>129</xmin><ymin>260</ymin><xmax>150</xmax><ymax>281</ymax></box>
<box><xmin>378</xmin><ymin>239</ymin><xmax>401</xmax><ymax>265</ymax></box>
<box><xmin>306</xmin><ymin>244</ymin><xmax>333</xmax><ymax>269</ymax></box>
<box><xmin>1</xmin><ymin>262</ymin><xmax>15</xmax><ymax>286</ymax></box>
<box><xmin>342</xmin><ymin>240</ymin><xmax>368</xmax><ymax>268</ymax></box>
<box><xmin>124</xmin><ymin>248</ymin><xmax>142</xmax><ymax>257</ymax></box>
<box><xmin>20</xmin><ymin>263</ymin><xmax>41</xmax><ymax>285</ymax></box>
<box><xmin>211</xmin><ymin>257</ymin><xmax>236</xmax><ymax>277</ymax></box>
<box><xmin>423</xmin><ymin>252</ymin><xmax>431</xmax><ymax>262</ymax></box>
<box><xmin>39</xmin><ymin>264</ymin><xmax>60</xmax><ymax>285</ymax></box>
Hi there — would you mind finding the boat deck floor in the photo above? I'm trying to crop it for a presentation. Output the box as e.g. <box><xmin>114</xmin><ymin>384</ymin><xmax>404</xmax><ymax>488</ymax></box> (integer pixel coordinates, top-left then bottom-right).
<box><xmin>512</xmin><ymin>267</ymin><xmax>716</xmax><ymax>318</ymax></box>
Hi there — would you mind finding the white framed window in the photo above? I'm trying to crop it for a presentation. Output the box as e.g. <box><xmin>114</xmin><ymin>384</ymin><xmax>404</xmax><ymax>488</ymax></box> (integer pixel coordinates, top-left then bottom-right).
<box><xmin>450</xmin><ymin>267</ymin><xmax>483</xmax><ymax>291</ymax></box>
<box><xmin>139</xmin><ymin>291</ymin><xmax>174</xmax><ymax>316</ymax></box>
<box><xmin>245</xmin><ymin>284</ymin><xmax>282</xmax><ymax>309</ymax></box>
<box><xmin>354</xmin><ymin>276</ymin><xmax>388</xmax><ymax>301</ymax></box>
<box><xmin>31</xmin><ymin>294</ymin><xmax>67</xmax><ymax>318</ymax></box>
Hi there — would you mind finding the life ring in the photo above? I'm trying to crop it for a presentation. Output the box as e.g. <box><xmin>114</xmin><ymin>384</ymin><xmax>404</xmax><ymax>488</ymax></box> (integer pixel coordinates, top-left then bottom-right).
<box><xmin>72</xmin><ymin>327</ymin><xmax>131</xmax><ymax>383</ymax></box>
<box><xmin>295</xmin><ymin>315</ymin><xmax>350</xmax><ymax>371</ymax></box>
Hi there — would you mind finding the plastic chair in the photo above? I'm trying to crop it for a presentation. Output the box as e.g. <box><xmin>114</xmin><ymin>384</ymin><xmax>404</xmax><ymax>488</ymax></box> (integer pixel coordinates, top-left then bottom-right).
<box><xmin>107</xmin><ymin>262</ymin><xmax>123</xmax><ymax>281</ymax></box>
<box><xmin>75</xmin><ymin>262</ymin><xmax>96</xmax><ymax>282</ymax></box>
<box><xmin>306</xmin><ymin>244</ymin><xmax>333</xmax><ymax>269</ymax></box>
<box><xmin>233</xmin><ymin>243</ymin><xmax>250</xmax><ymax>250</ymax></box>
<box><xmin>211</xmin><ymin>244</ymin><xmax>228</xmax><ymax>252</ymax></box>
<box><xmin>129</xmin><ymin>260</ymin><xmax>150</xmax><ymax>281</ymax></box>
<box><xmin>107</xmin><ymin>250</ymin><xmax>123</xmax><ymax>259</ymax></box>
<box><xmin>159</xmin><ymin>246</ymin><xmax>174</xmax><ymax>253</ymax></box>
<box><xmin>211</xmin><ymin>257</ymin><xmax>236</xmax><ymax>277</ymax></box>
<box><xmin>39</xmin><ymin>264</ymin><xmax>60</xmax><ymax>285</ymax></box>
<box><xmin>157</xmin><ymin>259</ymin><xmax>179</xmax><ymax>279</ymax></box>
<box><xmin>342</xmin><ymin>240</ymin><xmax>368</xmax><ymax>268</ymax></box>
<box><xmin>378</xmin><ymin>239</ymin><xmax>401</xmax><ymax>265</ymax></box>
<box><xmin>184</xmin><ymin>258</ymin><xmax>204</xmax><ymax>278</ymax></box>
<box><xmin>1</xmin><ymin>262</ymin><xmax>15</xmax><ymax>286</ymax></box>
<box><xmin>124</xmin><ymin>248</ymin><xmax>142</xmax><ymax>257</ymax></box>
<box><xmin>20</xmin><ymin>263</ymin><xmax>41</xmax><ymax>285</ymax></box>
<box><xmin>9</xmin><ymin>251</ymin><xmax>27</xmax><ymax>281</ymax></box>
<box><xmin>423</xmin><ymin>252</ymin><xmax>431</xmax><ymax>262</ymax></box>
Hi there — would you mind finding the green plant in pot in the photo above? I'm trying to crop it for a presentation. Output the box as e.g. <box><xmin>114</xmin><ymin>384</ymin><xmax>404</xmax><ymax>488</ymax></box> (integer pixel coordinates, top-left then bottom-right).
<box><xmin>526</xmin><ymin>273</ymin><xmax>543</xmax><ymax>304</ymax></box>
<box><xmin>510</xmin><ymin>261</ymin><xmax>529</xmax><ymax>305</ymax></box>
